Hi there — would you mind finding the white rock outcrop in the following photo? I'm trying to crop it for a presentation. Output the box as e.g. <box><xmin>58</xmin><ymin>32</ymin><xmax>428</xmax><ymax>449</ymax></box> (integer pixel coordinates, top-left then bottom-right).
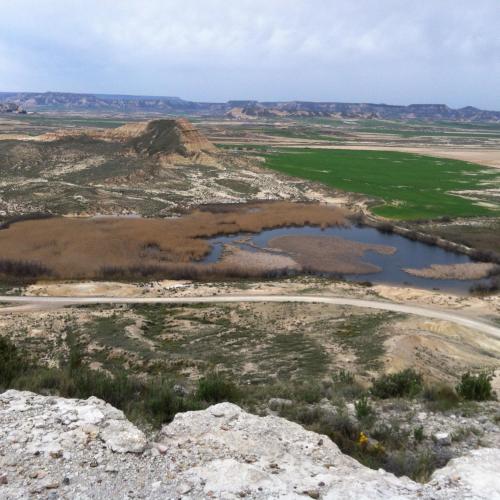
<box><xmin>0</xmin><ymin>390</ymin><xmax>499</xmax><ymax>499</ymax></box>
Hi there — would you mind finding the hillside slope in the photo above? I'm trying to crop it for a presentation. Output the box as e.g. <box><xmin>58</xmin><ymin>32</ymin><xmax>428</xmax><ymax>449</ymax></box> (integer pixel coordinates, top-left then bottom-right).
<box><xmin>0</xmin><ymin>118</ymin><xmax>316</xmax><ymax>216</ymax></box>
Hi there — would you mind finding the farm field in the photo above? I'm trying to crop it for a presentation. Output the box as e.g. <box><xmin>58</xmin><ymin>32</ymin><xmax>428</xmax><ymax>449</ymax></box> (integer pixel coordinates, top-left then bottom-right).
<box><xmin>263</xmin><ymin>148</ymin><xmax>500</xmax><ymax>220</ymax></box>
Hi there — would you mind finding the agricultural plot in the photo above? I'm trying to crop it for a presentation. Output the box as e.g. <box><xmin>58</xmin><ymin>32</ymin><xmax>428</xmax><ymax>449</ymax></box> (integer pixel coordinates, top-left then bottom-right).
<box><xmin>264</xmin><ymin>149</ymin><xmax>500</xmax><ymax>220</ymax></box>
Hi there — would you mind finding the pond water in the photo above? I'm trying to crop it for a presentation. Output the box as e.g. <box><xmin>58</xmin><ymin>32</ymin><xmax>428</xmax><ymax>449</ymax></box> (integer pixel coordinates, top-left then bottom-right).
<box><xmin>203</xmin><ymin>225</ymin><xmax>487</xmax><ymax>294</ymax></box>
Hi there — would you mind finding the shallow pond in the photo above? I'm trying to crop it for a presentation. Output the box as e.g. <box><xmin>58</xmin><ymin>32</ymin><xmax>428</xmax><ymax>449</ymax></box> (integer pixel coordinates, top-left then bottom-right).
<box><xmin>203</xmin><ymin>225</ymin><xmax>488</xmax><ymax>293</ymax></box>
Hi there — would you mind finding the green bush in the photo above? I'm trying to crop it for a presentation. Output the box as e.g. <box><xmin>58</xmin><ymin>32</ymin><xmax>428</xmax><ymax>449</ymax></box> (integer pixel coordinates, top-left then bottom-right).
<box><xmin>456</xmin><ymin>372</ymin><xmax>494</xmax><ymax>401</ymax></box>
<box><xmin>196</xmin><ymin>372</ymin><xmax>240</xmax><ymax>403</ymax></box>
<box><xmin>355</xmin><ymin>396</ymin><xmax>373</xmax><ymax>420</ymax></box>
<box><xmin>413</xmin><ymin>425</ymin><xmax>425</xmax><ymax>443</ymax></box>
<box><xmin>371</xmin><ymin>369</ymin><xmax>423</xmax><ymax>399</ymax></box>
<box><xmin>0</xmin><ymin>336</ymin><xmax>27</xmax><ymax>388</ymax></box>
<box><xmin>145</xmin><ymin>380</ymin><xmax>202</xmax><ymax>425</ymax></box>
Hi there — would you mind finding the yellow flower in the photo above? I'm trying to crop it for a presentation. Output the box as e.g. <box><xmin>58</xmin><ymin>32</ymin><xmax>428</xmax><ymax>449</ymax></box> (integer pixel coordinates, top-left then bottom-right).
<box><xmin>358</xmin><ymin>432</ymin><xmax>369</xmax><ymax>447</ymax></box>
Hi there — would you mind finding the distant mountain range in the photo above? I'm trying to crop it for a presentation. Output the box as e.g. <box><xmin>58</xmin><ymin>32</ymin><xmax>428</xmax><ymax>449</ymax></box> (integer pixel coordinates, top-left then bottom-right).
<box><xmin>1</xmin><ymin>91</ymin><xmax>499</xmax><ymax>122</ymax></box>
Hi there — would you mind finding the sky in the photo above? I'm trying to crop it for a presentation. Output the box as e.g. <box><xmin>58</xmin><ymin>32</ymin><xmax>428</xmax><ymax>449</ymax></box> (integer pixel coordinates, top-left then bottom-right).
<box><xmin>0</xmin><ymin>0</ymin><xmax>499</xmax><ymax>109</ymax></box>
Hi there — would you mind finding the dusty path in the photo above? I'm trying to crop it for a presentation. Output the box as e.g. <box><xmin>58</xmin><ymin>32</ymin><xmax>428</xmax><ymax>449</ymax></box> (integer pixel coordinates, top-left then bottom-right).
<box><xmin>0</xmin><ymin>294</ymin><xmax>499</xmax><ymax>339</ymax></box>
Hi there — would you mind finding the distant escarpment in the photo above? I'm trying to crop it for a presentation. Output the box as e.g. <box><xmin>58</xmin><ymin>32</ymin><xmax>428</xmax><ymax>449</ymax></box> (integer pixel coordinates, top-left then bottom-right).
<box><xmin>225</xmin><ymin>101</ymin><xmax>500</xmax><ymax>122</ymax></box>
<box><xmin>1</xmin><ymin>92</ymin><xmax>499</xmax><ymax>122</ymax></box>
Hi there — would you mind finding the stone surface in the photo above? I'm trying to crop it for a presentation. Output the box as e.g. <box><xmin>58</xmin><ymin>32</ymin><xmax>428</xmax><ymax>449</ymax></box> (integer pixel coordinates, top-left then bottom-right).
<box><xmin>0</xmin><ymin>391</ymin><xmax>499</xmax><ymax>499</ymax></box>
<box><xmin>99</xmin><ymin>419</ymin><xmax>147</xmax><ymax>453</ymax></box>
<box><xmin>433</xmin><ymin>432</ymin><xmax>452</xmax><ymax>446</ymax></box>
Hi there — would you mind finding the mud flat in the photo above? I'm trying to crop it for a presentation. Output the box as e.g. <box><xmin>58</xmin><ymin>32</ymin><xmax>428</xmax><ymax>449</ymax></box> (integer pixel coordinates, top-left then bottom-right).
<box><xmin>404</xmin><ymin>262</ymin><xmax>500</xmax><ymax>280</ymax></box>
<box><xmin>269</xmin><ymin>235</ymin><xmax>396</xmax><ymax>274</ymax></box>
<box><xmin>219</xmin><ymin>245</ymin><xmax>301</xmax><ymax>273</ymax></box>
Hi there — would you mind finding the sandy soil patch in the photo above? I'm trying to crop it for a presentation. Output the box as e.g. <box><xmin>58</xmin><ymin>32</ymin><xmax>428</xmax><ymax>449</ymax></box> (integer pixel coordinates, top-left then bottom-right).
<box><xmin>25</xmin><ymin>281</ymin><xmax>189</xmax><ymax>297</ymax></box>
<box><xmin>268</xmin><ymin>235</ymin><xmax>396</xmax><ymax>274</ymax></box>
<box><xmin>384</xmin><ymin>317</ymin><xmax>500</xmax><ymax>384</ymax></box>
<box><xmin>403</xmin><ymin>262</ymin><xmax>499</xmax><ymax>280</ymax></box>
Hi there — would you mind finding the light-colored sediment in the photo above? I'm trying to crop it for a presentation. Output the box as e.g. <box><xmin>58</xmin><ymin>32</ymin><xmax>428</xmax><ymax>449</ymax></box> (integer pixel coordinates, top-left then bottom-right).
<box><xmin>403</xmin><ymin>262</ymin><xmax>500</xmax><ymax>280</ymax></box>
<box><xmin>219</xmin><ymin>245</ymin><xmax>301</xmax><ymax>272</ymax></box>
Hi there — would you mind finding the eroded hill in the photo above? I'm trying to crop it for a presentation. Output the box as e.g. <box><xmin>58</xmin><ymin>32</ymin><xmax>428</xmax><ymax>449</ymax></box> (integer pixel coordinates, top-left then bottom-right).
<box><xmin>0</xmin><ymin>118</ymin><xmax>320</xmax><ymax>216</ymax></box>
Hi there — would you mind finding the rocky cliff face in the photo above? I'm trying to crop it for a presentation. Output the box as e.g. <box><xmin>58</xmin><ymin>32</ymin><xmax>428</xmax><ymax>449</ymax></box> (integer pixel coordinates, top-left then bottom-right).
<box><xmin>1</xmin><ymin>390</ymin><xmax>499</xmax><ymax>499</ymax></box>
<box><xmin>0</xmin><ymin>102</ymin><xmax>24</xmax><ymax>114</ymax></box>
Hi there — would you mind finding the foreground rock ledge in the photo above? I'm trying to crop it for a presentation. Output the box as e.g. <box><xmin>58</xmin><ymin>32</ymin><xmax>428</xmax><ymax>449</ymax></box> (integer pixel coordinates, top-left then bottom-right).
<box><xmin>0</xmin><ymin>390</ymin><xmax>499</xmax><ymax>499</ymax></box>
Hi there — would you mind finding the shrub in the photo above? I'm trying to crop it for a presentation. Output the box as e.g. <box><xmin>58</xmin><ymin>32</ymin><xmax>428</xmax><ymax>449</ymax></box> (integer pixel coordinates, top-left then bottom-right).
<box><xmin>423</xmin><ymin>384</ymin><xmax>460</xmax><ymax>412</ymax></box>
<box><xmin>0</xmin><ymin>259</ymin><xmax>52</xmax><ymax>278</ymax></box>
<box><xmin>196</xmin><ymin>372</ymin><xmax>240</xmax><ymax>403</ymax></box>
<box><xmin>318</xmin><ymin>411</ymin><xmax>360</xmax><ymax>455</ymax></box>
<box><xmin>456</xmin><ymin>372</ymin><xmax>494</xmax><ymax>401</ymax></box>
<box><xmin>355</xmin><ymin>396</ymin><xmax>373</xmax><ymax>420</ymax></box>
<box><xmin>382</xmin><ymin>449</ymin><xmax>448</xmax><ymax>483</ymax></box>
<box><xmin>294</xmin><ymin>382</ymin><xmax>323</xmax><ymax>404</ymax></box>
<box><xmin>469</xmin><ymin>279</ymin><xmax>499</xmax><ymax>296</ymax></box>
<box><xmin>332</xmin><ymin>370</ymin><xmax>354</xmax><ymax>385</ymax></box>
<box><xmin>371</xmin><ymin>369</ymin><xmax>423</xmax><ymax>399</ymax></box>
<box><xmin>376</xmin><ymin>222</ymin><xmax>394</xmax><ymax>234</ymax></box>
<box><xmin>0</xmin><ymin>336</ymin><xmax>27</xmax><ymax>387</ymax></box>
<box><xmin>145</xmin><ymin>380</ymin><xmax>202</xmax><ymax>424</ymax></box>
<box><xmin>413</xmin><ymin>425</ymin><xmax>425</xmax><ymax>443</ymax></box>
<box><xmin>331</xmin><ymin>370</ymin><xmax>364</xmax><ymax>400</ymax></box>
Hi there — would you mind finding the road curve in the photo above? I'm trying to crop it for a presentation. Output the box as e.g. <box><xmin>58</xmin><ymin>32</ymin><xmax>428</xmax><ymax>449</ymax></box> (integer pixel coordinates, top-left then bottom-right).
<box><xmin>0</xmin><ymin>294</ymin><xmax>499</xmax><ymax>339</ymax></box>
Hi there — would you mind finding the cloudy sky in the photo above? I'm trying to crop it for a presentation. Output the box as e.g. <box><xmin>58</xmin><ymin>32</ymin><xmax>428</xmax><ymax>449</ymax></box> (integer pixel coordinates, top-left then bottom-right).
<box><xmin>0</xmin><ymin>0</ymin><xmax>499</xmax><ymax>108</ymax></box>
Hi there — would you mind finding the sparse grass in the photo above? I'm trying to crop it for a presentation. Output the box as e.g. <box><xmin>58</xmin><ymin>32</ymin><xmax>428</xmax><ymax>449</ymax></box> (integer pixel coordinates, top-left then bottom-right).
<box><xmin>329</xmin><ymin>313</ymin><xmax>394</xmax><ymax>371</ymax></box>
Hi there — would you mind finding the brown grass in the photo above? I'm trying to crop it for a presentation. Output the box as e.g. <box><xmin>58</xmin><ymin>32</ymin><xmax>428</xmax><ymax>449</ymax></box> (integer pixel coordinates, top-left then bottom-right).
<box><xmin>403</xmin><ymin>262</ymin><xmax>500</xmax><ymax>280</ymax></box>
<box><xmin>268</xmin><ymin>235</ymin><xmax>396</xmax><ymax>275</ymax></box>
<box><xmin>0</xmin><ymin>202</ymin><xmax>346</xmax><ymax>279</ymax></box>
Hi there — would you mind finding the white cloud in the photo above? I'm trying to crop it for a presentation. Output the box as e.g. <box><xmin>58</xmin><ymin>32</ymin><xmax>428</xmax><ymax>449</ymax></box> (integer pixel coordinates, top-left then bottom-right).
<box><xmin>0</xmin><ymin>0</ymin><xmax>498</xmax><ymax>107</ymax></box>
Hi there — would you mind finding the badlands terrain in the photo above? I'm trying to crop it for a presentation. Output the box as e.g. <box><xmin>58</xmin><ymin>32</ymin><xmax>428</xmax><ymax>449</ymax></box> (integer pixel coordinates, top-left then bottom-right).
<box><xmin>0</xmin><ymin>100</ymin><xmax>499</xmax><ymax>498</ymax></box>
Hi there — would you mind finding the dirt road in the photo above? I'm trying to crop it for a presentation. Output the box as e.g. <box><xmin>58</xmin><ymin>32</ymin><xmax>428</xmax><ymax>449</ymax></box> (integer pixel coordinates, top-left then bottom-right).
<box><xmin>0</xmin><ymin>294</ymin><xmax>499</xmax><ymax>338</ymax></box>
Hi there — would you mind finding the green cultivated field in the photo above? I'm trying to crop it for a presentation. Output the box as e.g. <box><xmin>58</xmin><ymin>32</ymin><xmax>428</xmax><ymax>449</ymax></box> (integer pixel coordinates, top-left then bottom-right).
<box><xmin>263</xmin><ymin>149</ymin><xmax>500</xmax><ymax>220</ymax></box>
